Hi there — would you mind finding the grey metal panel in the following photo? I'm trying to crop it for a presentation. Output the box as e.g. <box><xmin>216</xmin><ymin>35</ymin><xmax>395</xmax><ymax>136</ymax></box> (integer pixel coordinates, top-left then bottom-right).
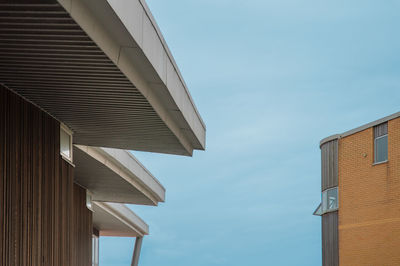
<box><xmin>0</xmin><ymin>1</ymin><xmax>202</xmax><ymax>156</ymax></box>
<box><xmin>321</xmin><ymin>139</ymin><xmax>338</xmax><ymax>191</ymax></box>
<box><xmin>374</xmin><ymin>122</ymin><xmax>388</xmax><ymax>137</ymax></box>
<box><xmin>322</xmin><ymin>211</ymin><xmax>338</xmax><ymax>266</ymax></box>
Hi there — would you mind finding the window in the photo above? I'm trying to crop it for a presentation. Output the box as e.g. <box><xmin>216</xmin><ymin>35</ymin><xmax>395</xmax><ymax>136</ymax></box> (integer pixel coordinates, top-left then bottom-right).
<box><xmin>313</xmin><ymin>203</ymin><xmax>323</xmax><ymax>216</ymax></box>
<box><xmin>92</xmin><ymin>234</ymin><xmax>99</xmax><ymax>266</ymax></box>
<box><xmin>326</xmin><ymin>187</ymin><xmax>338</xmax><ymax>211</ymax></box>
<box><xmin>322</xmin><ymin>187</ymin><xmax>338</xmax><ymax>214</ymax></box>
<box><xmin>313</xmin><ymin>187</ymin><xmax>338</xmax><ymax>216</ymax></box>
<box><xmin>374</xmin><ymin>122</ymin><xmax>388</xmax><ymax>163</ymax></box>
<box><xmin>60</xmin><ymin>124</ymin><xmax>73</xmax><ymax>163</ymax></box>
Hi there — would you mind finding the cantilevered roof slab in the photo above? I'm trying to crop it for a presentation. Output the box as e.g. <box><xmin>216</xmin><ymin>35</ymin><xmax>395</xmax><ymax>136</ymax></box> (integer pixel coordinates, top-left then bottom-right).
<box><xmin>0</xmin><ymin>0</ymin><xmax>205</xmax><ymax>155</ymax></box>
<box><xmin>74</xmin><ymin>145</ymin><xmax>165</xmax><ymax>205</ymax></box>
<box><xmin>93</xmin><ymin>201</ymin><xmax>148</xmax><ymax>237</ymax></box>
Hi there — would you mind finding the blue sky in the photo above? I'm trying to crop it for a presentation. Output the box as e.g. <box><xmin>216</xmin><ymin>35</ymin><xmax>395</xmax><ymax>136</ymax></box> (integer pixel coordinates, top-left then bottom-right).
<box><xmin>100</xmin><ymin>1</ymin><xmax>400</xmax><ymax>265</ymax></box>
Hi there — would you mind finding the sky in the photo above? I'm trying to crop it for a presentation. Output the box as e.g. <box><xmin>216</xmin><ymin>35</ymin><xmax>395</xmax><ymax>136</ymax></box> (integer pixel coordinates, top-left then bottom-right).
<box><xmin>100</xmin><ymin>1</ymin><xmax>400</xmax><ymax>265</ymax></box>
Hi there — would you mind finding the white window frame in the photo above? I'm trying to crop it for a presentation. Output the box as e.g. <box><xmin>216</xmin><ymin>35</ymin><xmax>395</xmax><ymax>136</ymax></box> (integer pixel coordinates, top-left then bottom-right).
<box><xmin>60</xmin><ymin>123</ymin><xmax>73</xmax><ymax>163</ymax></box>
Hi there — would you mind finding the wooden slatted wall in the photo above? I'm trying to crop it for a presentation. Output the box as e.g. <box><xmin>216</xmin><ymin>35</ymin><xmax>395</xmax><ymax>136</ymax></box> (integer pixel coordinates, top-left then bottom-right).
<box><xmin>0</xmin><ymin>85</ymin><xmax>92</xmax><ymax>266</ymax></box>
<box><xmin>321</xmin><ymin>139</ymin><xmax>338</xmax><ymax>191</ymax></box>
<box><xmin>322</xmin><ymin>211</ymin><xmax>339</xmax><ymax>266</ymax></box>
<box><xmin>320</xmin><ymin>139</ymin><xmax>339</xmax><ymax>266</ymax></box>
<box><xmin>73</xmin><ymin>184</ymin><xmax>93</xmax><ymax>266</ymax></box>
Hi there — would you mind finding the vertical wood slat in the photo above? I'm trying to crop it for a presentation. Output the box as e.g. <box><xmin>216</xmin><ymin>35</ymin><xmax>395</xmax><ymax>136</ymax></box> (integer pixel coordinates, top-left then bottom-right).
<box><xmin>321</xmin><ymin>139</ymin><xmax>339</xmax><ymax>266</ymax></box>
<box><xmin>0</xmin><ymin>85</ymin><xmax>92</xmax><ymax>265</ymax></box>
<box><xmin>321</xmin><ymin>139</ymin><xmax>338</xmax><ymax>191</ymax></box>
<box><xmin>322</xmin><ymin>211</ymin><xmax>339</xmax><ymax>266</ymax></box>
<box><xmin>0</xmin><ymin>86</ymin><xmax>5</xmax><ymax>266</ymax></box>
<box><xmin>73</xmin><ymin>183</ymin><xmax>93</xmax><ymax>266</ymax></box>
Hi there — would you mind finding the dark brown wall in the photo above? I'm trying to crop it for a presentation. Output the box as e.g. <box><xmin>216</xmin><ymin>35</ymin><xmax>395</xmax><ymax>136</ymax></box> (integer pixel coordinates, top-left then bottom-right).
<box><xmin>0</xmin><ymin>85</ymin><xmax>92</xmax><ymax>266</ymax></box>
<box><xmin>320</xmin><ymin>139</ymin><xmax>339</xmax><ymax>266</ymax></box>
<box><xmin>73</xmin><ymin>184</ymin><xmax>93</xmax><ymax>266</ymax></box>
<box><xmin>322</xmin><ymin>211</ymin><xmax>339</xmax><ymax>266</ymax></box>
<box><xmin>321</xmin><ymin>139</ymin><xmax>338</xmax><ymax>191</ymax></box>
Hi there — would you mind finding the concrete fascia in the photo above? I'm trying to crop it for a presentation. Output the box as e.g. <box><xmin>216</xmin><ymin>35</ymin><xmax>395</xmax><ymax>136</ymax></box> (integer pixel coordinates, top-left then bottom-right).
<box><xmin>75</xmin><ymin>145</ymin><xmax>165</xmax><ymax>204</ymax></box>
<box><xmin>93</xmin><ymin>201</ymin><xmax>149</xmax><ymax>237</ymax></box>
<box><xmin>57</xmin><ymin>0</ymin><xmax>206</xmax><ymax>155</ymax></box>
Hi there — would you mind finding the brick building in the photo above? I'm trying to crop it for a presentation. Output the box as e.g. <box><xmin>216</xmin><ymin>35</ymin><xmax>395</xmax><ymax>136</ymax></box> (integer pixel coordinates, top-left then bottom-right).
<box><xmin>314</xmin><ymin>112</ymin><xmax>400</xmax><ymax>266</ymax></box>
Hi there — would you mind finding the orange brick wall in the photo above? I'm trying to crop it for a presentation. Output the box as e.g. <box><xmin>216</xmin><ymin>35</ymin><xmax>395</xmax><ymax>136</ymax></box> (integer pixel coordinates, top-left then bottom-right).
<box><xmin>338</xmin><ymin>117</ymin><xmax>400</xmax><ymax>265</ymax></box>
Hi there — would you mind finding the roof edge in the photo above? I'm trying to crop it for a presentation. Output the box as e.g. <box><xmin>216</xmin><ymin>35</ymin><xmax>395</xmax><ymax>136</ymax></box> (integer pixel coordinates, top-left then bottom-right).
<box><xmin>320</xmin><ymin>111</ymin><xmax>400</xmax><ymax>147</ymax></box>
<box><xmin>94</xmin><ymin>201</ymin><xmax>149</xmax><ymax>237</ymax></box>
<box><xmin>58</xmin><ymin>0</ymin><xmax>206</xmax><ymax>154</ymax></box>
<box><xmin>99</xmin><ymin>147</ymin><xmax>166</xmax><ymax>203</ymax></box>
<box><xmin>75</xmin><ymin>145</ymin><xmax>165</xmax><ymax>204</ymax></box>
<box><xmin>138</xmin><ymin>0</ymin><xmax>206</xmax><ymax>131</ymax></box>
<box><xmin>319</xmin><ymin>134</ymin><xmax>340</xmax><ymax>147</ymax></box>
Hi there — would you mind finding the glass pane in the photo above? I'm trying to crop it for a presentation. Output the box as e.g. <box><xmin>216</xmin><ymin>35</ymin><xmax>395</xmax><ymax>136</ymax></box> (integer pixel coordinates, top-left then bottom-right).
<box><xmin>321</xmin><ymin>187</ymin><xmax>338</xmax><ymax>214</ymax></box>
<box><xmin>327</xmin><ymin>188</ymin><xmax>338</xmax><ymax>211</ymax></box>
<box><xmin>92</xmin><ymin>237</ymin><xmax>95</xmax><ymax>263</ymax></box>
<box><xmin>322</xmin><ymin>190</ymin><xmax>328</xmax><ymax>213</ymax></box>
<box><xmin>313</xmin><ymin>203</ymin><xmax>323</xmax><ymax>216</ymax></box>
<box><xmin>92</xmin><ymin>235</ymin><xmax>99</xmax><ymax>266</ymax></box>
<box><xmin>60</xmin><ymin>128</ymin><xmax>71</xmax><ymax>158</ymax></box>
<box><xmin>375</xmin><ymin>135</ymin><xmax>388</xmax><ymax>163</ymax></box>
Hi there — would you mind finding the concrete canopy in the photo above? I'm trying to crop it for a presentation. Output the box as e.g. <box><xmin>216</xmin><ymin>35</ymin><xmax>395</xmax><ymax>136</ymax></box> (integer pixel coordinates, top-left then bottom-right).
<box><xmin>92</xmin><ymin>201</ymin><xmax>149</xmax><ymax>237</ymax></box>
<box><xmin>74</xmin><ymin>145</ymin><xmax>165</xmax><ymax>205</ymax></box>
<box><xmin>0</xmin><ymin>0</ymin><xmax>205</xmax><ymax>155</ymax></box>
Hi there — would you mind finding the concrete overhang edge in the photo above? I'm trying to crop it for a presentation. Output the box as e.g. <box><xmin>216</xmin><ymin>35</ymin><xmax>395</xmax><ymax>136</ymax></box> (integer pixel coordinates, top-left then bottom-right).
<box><xmin>57</xmin><ymin>0</ymin><xmax>206</xmax><ymax>155</ymax></box>
<box><xmin>75</xmin><ymin>145</ymin><xmax>165</xmax><ymax>205</ymax></box>
<box><xmin>94</xmin><ymin>201</ymin><xmax>149</xmax><ymax>237</ymax></box>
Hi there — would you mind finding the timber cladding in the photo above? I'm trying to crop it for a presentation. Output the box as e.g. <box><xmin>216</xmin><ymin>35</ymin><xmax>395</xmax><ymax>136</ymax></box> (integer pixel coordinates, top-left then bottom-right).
<box><xmin>338</xmin><ymin>118</ymin><xmax>400</xmax><ymax>265</ymax></box>
<box><xmin>0</xmin><ymin>85</ymin><xmax>92</xmax><ymax>266</ymax></box>
<box><xmin>322</xmin><ymin>211</ymin><xmax>338</xmax><ymax>266</ymax></box>
<box><xmin>321</xmin><ymin>139</ymin><xmax>338</xmax><ymax>191</ymax></box>
<box><xmin>320</xmin><ymin>140</ymin><xmax>339</xmax><ymax>266</ymax></box>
